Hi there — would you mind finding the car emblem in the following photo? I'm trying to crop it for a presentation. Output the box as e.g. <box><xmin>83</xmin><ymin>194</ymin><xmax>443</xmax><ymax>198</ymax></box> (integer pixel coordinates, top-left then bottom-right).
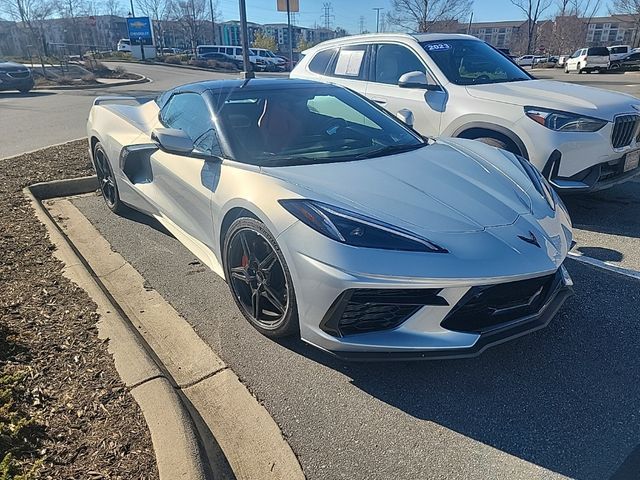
<box><xmin>518</xmin><ymin>231</ymin><xmax>541</xmax><ymax>248</ymax></box>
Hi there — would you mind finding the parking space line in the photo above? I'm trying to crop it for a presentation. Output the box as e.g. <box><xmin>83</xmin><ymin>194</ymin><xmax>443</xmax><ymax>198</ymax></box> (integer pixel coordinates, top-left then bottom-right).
<box><xmin>568</xmin><ymin>251</ymin><xmax>640</xmax><ymax>281</ymax></box>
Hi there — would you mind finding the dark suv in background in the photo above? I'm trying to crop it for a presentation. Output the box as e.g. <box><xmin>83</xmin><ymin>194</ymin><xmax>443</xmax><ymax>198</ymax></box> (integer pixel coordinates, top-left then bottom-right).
<box><xmin>0</xmin><ymin>60</ymin><xmax>34</xmax><ymax>93</ymax></box>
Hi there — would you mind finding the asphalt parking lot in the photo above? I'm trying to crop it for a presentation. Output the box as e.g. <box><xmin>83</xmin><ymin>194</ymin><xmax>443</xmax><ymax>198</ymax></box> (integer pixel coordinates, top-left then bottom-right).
<box><xmin>5</xmin><ymin>62</ymin><xmax>640</xmax><ymax>479</ymax></box>
<box><xmin>71</xmin><ymin>178</ymin><xmax>640</xmax><ymax>480</ymax></box>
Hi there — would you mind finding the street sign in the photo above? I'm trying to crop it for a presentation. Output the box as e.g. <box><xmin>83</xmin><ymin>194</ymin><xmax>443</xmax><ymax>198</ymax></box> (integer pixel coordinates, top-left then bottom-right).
<box><xmin>126</xmin><ymin>17</ymin><xmax>154</xmax><ymax>46</ymax></box>
<box><xmin>277</xmin><ymin>0</ymin><xmax>299</xmax><ymax>12</ymax></box>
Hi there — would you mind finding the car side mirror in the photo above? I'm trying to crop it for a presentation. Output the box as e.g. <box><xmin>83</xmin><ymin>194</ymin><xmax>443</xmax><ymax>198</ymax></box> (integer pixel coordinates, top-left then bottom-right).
<box><xmin>396</xmin><ymin>108</ymin><xmax>414</xmax><ymax>127</ymax></box>
<box><xmin>398</xmin><ymin>71</ymin><xmax>440</xmax><ymax>91</ymax></box>
<box><xmin>151</xmin><ymin>128</ymin><xmax>194</xmax><ymax>155</ymax></box>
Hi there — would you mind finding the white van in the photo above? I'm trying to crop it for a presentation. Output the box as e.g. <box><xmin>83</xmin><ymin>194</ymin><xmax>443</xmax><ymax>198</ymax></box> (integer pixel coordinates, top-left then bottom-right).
<box><xmin>195</xmin><ymin>45</ymin><xmax>270</xmax><ymax>70</ymax></box>
<box><xmin>251</xmin><ymin>48</ymin><xmax>286</xmax><ymax>70</ymax></box>
<box><xmin>564</xmin><ymin>47</ymin><xmax>610</xmax><ymax>73</ymax></box>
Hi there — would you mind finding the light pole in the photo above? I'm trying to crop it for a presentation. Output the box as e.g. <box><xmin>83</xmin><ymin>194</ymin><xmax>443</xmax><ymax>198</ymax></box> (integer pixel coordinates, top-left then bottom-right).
<box><xmin>209</xmin><ymin>0</ymin><xmax>216</xmax><ymax>43</ymax></box>
<box><xmin>373</xmin><ymin>8</ymin><xmax>383</xmax><ymax>33</ymax></box>
<box><xmin>239</xmin><ymin>0</ymin><xmax>254</xmax><ymax>79</ymax></box>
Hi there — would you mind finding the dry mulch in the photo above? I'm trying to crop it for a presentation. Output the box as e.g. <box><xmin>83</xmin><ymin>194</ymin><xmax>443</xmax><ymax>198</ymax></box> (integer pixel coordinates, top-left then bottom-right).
<box><xmin>0</xmin><ymin>141</ymin><xmax>158</xmax><ymax>479</ymax></box>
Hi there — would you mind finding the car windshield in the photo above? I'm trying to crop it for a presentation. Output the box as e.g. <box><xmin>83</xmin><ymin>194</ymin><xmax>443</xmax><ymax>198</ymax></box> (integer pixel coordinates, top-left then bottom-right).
<box><xmin>211</xmin><ymin>85</ymin><xmax>424</xmax><ymax>166</ymax></box>
<box><xmin>421</xmin><ymin>39</ymin><xmax>531</xmax><ymax>85</ymax></box>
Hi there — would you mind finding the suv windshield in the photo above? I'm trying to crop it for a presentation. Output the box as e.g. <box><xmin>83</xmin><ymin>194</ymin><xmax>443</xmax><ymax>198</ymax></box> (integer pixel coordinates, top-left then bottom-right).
<box><xmin>421</xmin><ymin>39</ymin><xmax>531</xmax><ymax>86</ymax></box>
<box><xmin>212</xmin><ymin>86</ymin><xmax>424</xmax><ymax>166</ymax></box>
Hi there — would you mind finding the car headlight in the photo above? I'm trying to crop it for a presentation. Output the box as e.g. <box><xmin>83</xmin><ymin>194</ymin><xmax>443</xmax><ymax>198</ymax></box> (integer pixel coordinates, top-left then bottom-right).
<box><xmin>279</xmin><ymin>199</ymin><xmax>447</xmax><ymax>253</ymax></box>
<box><xmin>513</xmin><ymin>155</ymin><xmax>556</xmax><ymax>210</ymax></box>
<box><xmin>524</xmin><ymin>106</ymin><xmax>607</xmax><ymax>132</ymax></box>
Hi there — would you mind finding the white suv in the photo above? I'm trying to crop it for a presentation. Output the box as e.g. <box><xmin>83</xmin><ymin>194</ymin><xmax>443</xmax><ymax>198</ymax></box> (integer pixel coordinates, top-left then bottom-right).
<box><xmin>292</xmin><ymin>33</ymin><xmax>640</xmax><ymax>192</ymax></box>
<box><xmin>564</xmin><ymin>46</ymin><xmax>610</xmax><ymax>73</ymax></box>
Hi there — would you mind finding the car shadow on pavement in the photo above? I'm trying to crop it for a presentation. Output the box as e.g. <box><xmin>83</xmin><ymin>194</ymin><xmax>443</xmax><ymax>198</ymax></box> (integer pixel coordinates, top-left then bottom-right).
<box><xmin>0</xmin><ymin>91</ymin><xmax>56</xmax><ymax>98</ymax></box>
<box><xmin>117</xmin><ymin>205</ymin><xmax>174</xmax><ymax>238</ymax></box>
<box><xmin>563</xmin><ymin>180</ymin><xmax>640</xmax><ymax>238</ymax></box>
<box><xmin>281</xmin><ymin>260</ymin><xmax>640</xmax><ymax>480</ymax></box>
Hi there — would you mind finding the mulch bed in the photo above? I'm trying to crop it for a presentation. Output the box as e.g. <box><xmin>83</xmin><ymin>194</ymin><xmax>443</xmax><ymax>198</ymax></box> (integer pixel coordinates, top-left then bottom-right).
<box><xmin>0</xmin><ymin>141</ymin><xmax>158</xmax><ymax>479</ymax></box>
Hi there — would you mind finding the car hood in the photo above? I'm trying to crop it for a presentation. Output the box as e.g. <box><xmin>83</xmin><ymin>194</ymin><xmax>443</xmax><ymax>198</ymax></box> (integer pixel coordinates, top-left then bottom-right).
<box><xmin>262</xmin><ymin>139</ymin><xmax>535</xmax><ymax>234</ymax></box>
<box><xmin>465</xmin><ymin>79</ymin><xmax>640</xmax><ymax>120</ymax></box>
<box><xmin>0</xmin><ymin>61</ymin><xmax>29</xmax><ymax>72</ymax></box>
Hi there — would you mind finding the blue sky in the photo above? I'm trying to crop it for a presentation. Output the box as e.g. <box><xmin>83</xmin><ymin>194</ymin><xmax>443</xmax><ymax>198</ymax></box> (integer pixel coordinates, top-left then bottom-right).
<box><xmin>214</xmin><ymin>0</ymin><xmax>607</xmax><ymax>34</ymax></box>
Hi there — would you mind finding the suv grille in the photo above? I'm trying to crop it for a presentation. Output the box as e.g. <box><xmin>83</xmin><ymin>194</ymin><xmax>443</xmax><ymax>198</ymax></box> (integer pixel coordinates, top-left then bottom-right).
<box><xmin>612</xmin><ymin>115</ymin><xmax>639</xmax><ymax>149</ymax></box>
<box><xmin>320</xmin><ymin>289</ymin><xmax>448</xmax><ymax>337</ymax></box>
<box><xmin>440</xmin><ymin>270</ymin><xmax>561</xmax><ymax>334</ymax></box>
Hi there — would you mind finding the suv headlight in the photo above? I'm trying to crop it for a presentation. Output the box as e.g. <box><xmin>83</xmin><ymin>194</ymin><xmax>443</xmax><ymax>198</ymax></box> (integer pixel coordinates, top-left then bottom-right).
<box><xmin>279</xmin><ymin>199</ymin><xmax>447</xmax><ymax>253</ymax></box>
<box><xmin>525</xmin><ymin>106</ymin><xmax>607</xmax><ymax>132</ymax></box>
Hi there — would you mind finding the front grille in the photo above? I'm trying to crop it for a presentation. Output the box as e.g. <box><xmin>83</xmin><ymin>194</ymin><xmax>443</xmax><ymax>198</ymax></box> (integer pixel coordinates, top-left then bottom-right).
<box><xmin>440</xmin><ymin>270</ymin><xmax>561</xmax><ymax>334</ymax></box>
<box><xmin>7</xmin><ymin>70</ymin><xmax>30</xmax><ymax>79</ymax></box>
<box><xmin>321</xmin><ymin>288</ymin><xmax>448</xmax><ymax>337</ymax></box>
<box><xmin>612</xmin><ymin>115</ymin><xmax>639</xmax><ymax>149</ymax></box>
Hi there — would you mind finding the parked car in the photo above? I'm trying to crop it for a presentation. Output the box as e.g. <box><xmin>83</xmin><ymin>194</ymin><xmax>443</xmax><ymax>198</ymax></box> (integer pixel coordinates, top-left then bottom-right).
<box><xmin>199</xmin><ymin>52</ymin><xmax>243</xmax><ymax>69</ymax></box>
<box><xmin>0</xmin><ymin>60</ymin><xmax>34</xmax><ymax>93</ymax></box>
<box><xmin>533</xmin><ymin>56</ymin><xmax>558</xmax><ymax>67</ymax></box>
<box><xmin>516</xmin><ymin>55</ymin><xmax>536</xmax><ymax>67</ymax></box>
<box><xmin>87</xmin><ymin>78</ymin><xmax>573</xmax><ymax>359</ymax></box>
<box><xmin>564</xmin><ymin>47</ymin><xmax>610</xmax><ymax>73</ymax></box>
<box><xmin>117</xmin><ymin>39</ymin><xmax>132</xmax><ymax>53</ymax></box>
<box><xmin>161</xmin><ymin>48</ymin><xmax>183</xmax><ymax>55</ymax></box>
<box><xmin>557</xmin><ymin>54</ymin><xmax>570</xmax><ymax>67</ymax></box>
<box><xmin>609</xmin><ymin>51</ymin><xmax>640</xmax><ymax>71</ymax></box>
<box><xmin>292</xmin><ymin>33</ymin><xmax>640</xmax><ymax>192</ymax></box>
<box><xmin>608</xmin><ymin>45</ymin><xmax>632</xmax><ymax>62</ymax></box>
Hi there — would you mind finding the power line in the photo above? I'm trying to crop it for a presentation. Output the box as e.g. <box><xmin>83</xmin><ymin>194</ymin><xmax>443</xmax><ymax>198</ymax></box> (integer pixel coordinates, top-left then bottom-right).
<box><xmin>372</xmin><ymin>7</ymin><xmax>383</xmax><ymax>33</ymax></box>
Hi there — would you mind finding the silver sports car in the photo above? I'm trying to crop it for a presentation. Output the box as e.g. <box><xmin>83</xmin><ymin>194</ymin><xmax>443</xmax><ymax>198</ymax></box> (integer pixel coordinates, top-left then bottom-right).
<box><xmin>87</xmin><ymin>78</ymin><xmax>574</xmax><ymax>360</ymax></box>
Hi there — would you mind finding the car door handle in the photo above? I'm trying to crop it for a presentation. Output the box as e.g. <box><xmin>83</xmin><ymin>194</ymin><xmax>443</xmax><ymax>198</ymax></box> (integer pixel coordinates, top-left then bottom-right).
<box><xmin>372</xmin><ymin>98</ymin><xmax>387</xmax><ymax>105</ymax></box>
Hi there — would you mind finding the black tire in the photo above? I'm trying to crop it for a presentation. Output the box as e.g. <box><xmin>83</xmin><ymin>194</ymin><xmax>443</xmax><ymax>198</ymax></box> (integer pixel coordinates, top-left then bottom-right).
<box><xmin>472</xmin><ymin>136</ymin><xmax>521</xmax><ymax>156</ymax></box>
<box><xmin>223</xmin><ymin>217</ymin><xmax>299</xmax><ymax>339</ymax></box>
<box><xmin>564</xmin><ymin>64</ymin><xmax>569</xmax><ymax>73</ymax></box>
<box><xmin>577</xmin><ymin>63</ymin><xmax>583</xmax><ymax>74</ymax></box>
<box><xmin>93</xmin><ymin>142</ymin><xmax>126</xmax><ymax>214</ymax></box>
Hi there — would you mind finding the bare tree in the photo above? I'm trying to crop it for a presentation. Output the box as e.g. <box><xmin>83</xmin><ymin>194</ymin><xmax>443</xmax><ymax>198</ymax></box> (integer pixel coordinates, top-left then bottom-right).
<box><xmin>386</xmin><ymin>0</ymin><xmax>473</xmax><ymax>32</ymax></box>
<box><xmin>510</xmin><ymin>0</ymin><xmax>553</xmax><ymax>53</ymax></box>
<box><xmin>171</xmin><ymin>0</ymin><xmax>210</xmax><ymax>53</ymax></box>
<box><xmin>102</xmin><ymin>0</ymin><xmax>124</xmax><ymax>16</ymax></box>
<box><xmin>611</xmin><ymin>0</ymin><xmax>640</xmax><ymax>47</ymax></box>
<box><xmin>0</xmin><ymin>0</ymin><xmax>54</xmax><ymax>73</ymax></box>
<box><xmin>136</xmin><ymin>0</ymin><xmax>174</xmax><ymax>50</ymax></box>
<box><xmin>551</xmin><ymin>0</ymin><xmax>601</xmax><ymax>53</ymax></box>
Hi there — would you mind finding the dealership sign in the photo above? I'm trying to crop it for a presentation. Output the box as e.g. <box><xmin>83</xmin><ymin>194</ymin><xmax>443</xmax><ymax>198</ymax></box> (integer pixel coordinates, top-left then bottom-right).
<box><xmin>127</xmin><ymin>17</ymin><xmax>154</xmax><ymax>46</ymax></box>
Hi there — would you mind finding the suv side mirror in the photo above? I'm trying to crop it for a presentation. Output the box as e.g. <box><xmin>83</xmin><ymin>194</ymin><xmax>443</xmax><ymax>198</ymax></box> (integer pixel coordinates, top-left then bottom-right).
<box><xmin>151</xmin><ymin>128</ymin><xmax>194</xmax><ymax>155</ymax></box>
<box><xmin>396</xmin><ymin>108</ymin><xmax>414</xmax><ymax>127</ymax></box>
<box><xmin>398</xmin><ymin>71</ymin><xmax>441</xmax><ymax>91</ymax></box>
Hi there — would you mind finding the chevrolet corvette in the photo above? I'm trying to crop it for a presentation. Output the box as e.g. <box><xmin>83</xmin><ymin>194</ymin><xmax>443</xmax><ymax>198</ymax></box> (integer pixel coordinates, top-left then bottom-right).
<box><xmin>87</xmin><ymin>78</ymin><xmax>574</xmax><ymax>360</ymax></box>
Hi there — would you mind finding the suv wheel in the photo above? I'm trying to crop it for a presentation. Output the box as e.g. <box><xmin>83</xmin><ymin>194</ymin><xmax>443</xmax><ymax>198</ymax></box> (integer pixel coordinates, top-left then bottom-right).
<box><xmin>577</xmin><ymin>63</ymin><xmax>583</xmax><ymax>73</ymax></box>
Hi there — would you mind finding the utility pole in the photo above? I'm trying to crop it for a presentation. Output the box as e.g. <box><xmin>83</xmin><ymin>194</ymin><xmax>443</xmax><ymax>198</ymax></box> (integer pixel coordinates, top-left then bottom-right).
<box><xmin>287</xmin><ymin>0</ymin><xmax>293</xmax><ymax>71</ymax></box>
<box><xmin>359</xmin><ymin>16</ymin><xmax>365</xmax><ymax>34</ymax></box>
<box><xmin>467</xmin><ymin>11</ymin><xmax>473</xmax><ymax>35</ymax></box>
<box><xmin>373</xmin><ymin>8</ymin><xmax>383</xmax><ymax>33</ymax></box>
<box><xmin>239</xmin><ymin>0</ymin><xmax>254</xmax><ymax>79</ymax></box>
<box><xmin>209</xmin><ymin>0</ymin><xmax>216</xmax><ymax>43</ymax></box>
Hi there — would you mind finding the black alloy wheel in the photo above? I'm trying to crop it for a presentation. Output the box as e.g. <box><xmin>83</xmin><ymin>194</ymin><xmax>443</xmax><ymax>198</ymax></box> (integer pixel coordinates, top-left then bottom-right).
<box><xmin>224</xmin><ymin>217</ymin><xmax>299</xmax><ymax>338</ymax></box>
<box><xmin>94</xmin><ymin>143</ymin><xmax>125</xmax><ymax>214</ymax></box>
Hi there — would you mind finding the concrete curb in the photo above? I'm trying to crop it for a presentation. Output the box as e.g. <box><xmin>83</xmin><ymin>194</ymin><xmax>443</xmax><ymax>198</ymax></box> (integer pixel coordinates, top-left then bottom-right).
<box><xmin>27</xmin><ymin>176</ymin><xmax>305</xmax><ymax>480</ymax></box>
<box><xmin>25</xmin><ymin>180</ymin><xmax>211</xmax><ymax>480</ymax></box>
<box><xmin>33</xmin><ymin>73</ymin><xmax>151</xmax><ymax>91</ymax></box>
